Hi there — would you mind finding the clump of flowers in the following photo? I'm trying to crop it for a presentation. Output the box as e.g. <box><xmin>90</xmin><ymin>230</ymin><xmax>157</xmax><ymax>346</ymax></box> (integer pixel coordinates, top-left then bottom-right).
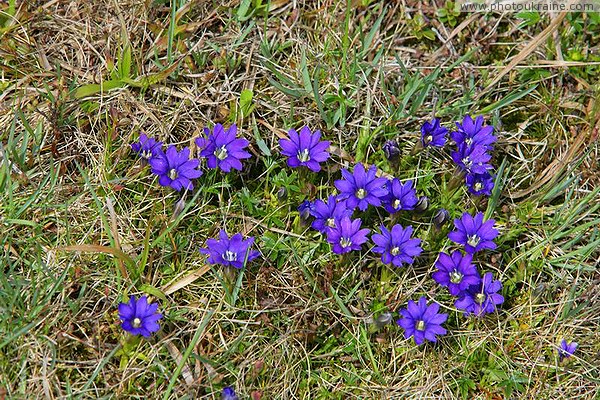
<box><xmin>200</xmin><ymin>230</ymin><xmax>260</xmax><ymax>269</ymax></box>
<box><xmin>279</xmin><ymin>126</ymin><xmax>330</xmax><ymax>172</ymax></box>
<box><xmin>149</xmin><ymin>145</ymin><xmax>203</xmax><ymax>191</ymax></box>
<box><xmin>451</xmin><ymin>115</ymin><xmax>497</xmax><ymax>197</ymax></box>
<box><xmin>397</xmin><ymin>296</ymin><xmax>448</xmax><ymax>345</ymax></box>
<box><xmin>118</xmin><ymin>295</ymin><xmax>162</xmax><ymax>337</ymax></box>
<box><xmin>371</xmin><ymin>224</ymin><xmax>422</xmax><ymax>267</ymax></box>
<box><xmin>196</xmin><ymin>124</ymin><xmax>252</xmax><ymax>172</ymax></box>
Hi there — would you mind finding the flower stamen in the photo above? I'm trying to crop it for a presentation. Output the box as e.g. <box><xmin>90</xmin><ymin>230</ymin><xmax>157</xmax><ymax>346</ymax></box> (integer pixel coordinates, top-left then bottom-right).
<box><xmin>355</xmin><ymin>188</ymin><xmax>367</xmax><ymax>199</ymax></box>
<box><xmin>297</xmin><ymin>149</ymin><xmax>311</xmax><ymax>162</ymax></box>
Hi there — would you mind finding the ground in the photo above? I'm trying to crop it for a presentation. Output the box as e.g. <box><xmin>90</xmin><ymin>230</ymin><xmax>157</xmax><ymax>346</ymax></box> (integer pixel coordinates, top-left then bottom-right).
<box><xmin>0</xmin><ymin>0</ymin><xmax>599</xmax><ymax>399</ymax></box>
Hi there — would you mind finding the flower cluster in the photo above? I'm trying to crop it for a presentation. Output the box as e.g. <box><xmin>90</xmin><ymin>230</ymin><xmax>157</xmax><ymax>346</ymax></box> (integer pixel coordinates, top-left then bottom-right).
<box><xmin>433</xmin><ymin>212</ymin><xmax>503</xmax><ymax>317</ymax></box>
<box><xmin>450</xmin><ymin>115</ymin><xmax>497</xmax><ymax>196</ymax></box>
<box><xmin>278</xmin><ymin>127</ymin><xmax>424</xmax><ymax>259</ymax></box>
<box><xmin>130</xmin><ymin>124</ymin><xmax>253</xmax><ymax>192</ymax></box>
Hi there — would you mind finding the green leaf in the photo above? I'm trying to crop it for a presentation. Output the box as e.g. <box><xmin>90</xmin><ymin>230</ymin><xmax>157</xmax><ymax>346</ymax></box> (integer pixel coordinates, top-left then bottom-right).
<box><xmin>73</xmin><ymin>79</ymin><xmax>126</xmax><ymax>99</ymax></box>
<box><xmin>240</xmin><ymin>89</ymin><xmax>254</xmax><ymax>118</ymax></box>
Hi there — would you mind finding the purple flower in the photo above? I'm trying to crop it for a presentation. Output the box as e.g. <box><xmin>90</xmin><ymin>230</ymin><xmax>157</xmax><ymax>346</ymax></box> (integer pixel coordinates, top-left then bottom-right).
<box><xmin>279</xmin><ymin>126</ymin><xmax>330</xmax><ymax>172</ymax></box>
<box><xmin>448</xmin><ymin>212</ymin><xmax>499</xmax><ymax>254</ymax></box>
<box><xmin>334</xmin><ymin>164</ymin><xmax>388</xmax><ymax>211</ymax></box>
<box><xmin>455</xmin><ymin>272</ymin><xmax>504</xmax><ymax>316</ymax></box>
<box><xmin>310</xmin><ymin>195</ymin><xmax>353</xmax><ymax>234</ymax></box>
<box><xmin>432</xmin><ymin>251</ymin><xmax>481</xmax><ymax>296</ymax></box>
<box><xmin>452</xmin><ymin>115</ymin><xmax>496</xmax><ymax>150</ymax></box>
<box><xmin>131</xmin><ymin>133</ymin><xmax>163</xmax><ymax>161</ymax></box>
<box><xmin>451</xmin><ymin>143</ymin><xmax>492</xmax><ymax>174</ymax></box>
<box><xmin>397</xmin><ymin>297</ymin><xmax>448</xmax><ymax>345</ymax></box>
<box><xmin>196</xmin><ymin>124</ymin><xmax>251</xmax><ymax>172</ymax></box>
<box><xmin>149</xmin><ymin>146</ymin><xmax>203</xmax><ymax>191</ymax></box>
<box><xmin>421</xmin><ymin>118</ymin><xmax>447</xmax><ymax>147</ymax></box>
<box><xmin>326</xmin><ymin>217</ymin><xmax>370</xmax><ymax>254</ymax></box>
<box><xmin>118</xmin><ymin>295</ymin><xmax>162</xmax><ymax>337</ymax></box>
<box><xmin>466</xmin><ymin>171</ymin><xmax>495</xmax><ymax>196</ymax></box>
<box><xmin>383</xmin><ymin>178</ymin><xmax>418</xmax><ymax>213</ymax></box>
<box><xmin>558</xmin><ymin>339</ymin><xmax>578</xmax><ymax>361</ymax></box>
<box><xmin>200</xmin><ymin>230</ymin><xmax>260</xmax><ymax>269</ymax></box>
<box><xmin>221</xmin><ymin>387</ymin><xmax>238</xmax><ymax>400</ymax></box>
<box><xmin>371</xmin><ymin>224</ymin><xmax>422</xmax><ymax>267</ymax></box>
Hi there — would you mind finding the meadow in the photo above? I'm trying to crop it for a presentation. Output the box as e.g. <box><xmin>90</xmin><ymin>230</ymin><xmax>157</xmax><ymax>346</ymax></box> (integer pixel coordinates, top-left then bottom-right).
<box><xmin>0</xmin><ymin>1</ymin><xmax>599</xmax><ymax>398</ymax></box>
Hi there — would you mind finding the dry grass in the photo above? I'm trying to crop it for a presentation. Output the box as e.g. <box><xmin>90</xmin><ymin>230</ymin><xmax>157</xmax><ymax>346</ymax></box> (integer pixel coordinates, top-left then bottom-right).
<box><xmin>1</xmin><ymin>0</ymin><xmax>599</xmax><ymax>399</ymax></box>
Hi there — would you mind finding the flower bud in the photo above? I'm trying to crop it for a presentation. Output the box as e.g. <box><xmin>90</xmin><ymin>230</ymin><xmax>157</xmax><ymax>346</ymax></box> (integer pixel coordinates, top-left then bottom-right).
<box><xmin>414</xmin><ymin>196</ymin><xmax>429</xmax><ymax>213</ymax></box>
<box><xmin>375</xmin><ymin>311</ymin><xmax>393</xmax><ymax>328</ymax></box>
<box><xmin>433</xmin><ymin>208</ymin><xmax>450</xmax><ymax>228</ymax></box>
<box><xmin>276</xmin><ymin>187</ymin><xmax>288</xmax><ymax>201</ymax></box>
<box><xmin>383</xmin><ymin>139</ymin><xmax>401</xmax><ymax>161</ymax></box>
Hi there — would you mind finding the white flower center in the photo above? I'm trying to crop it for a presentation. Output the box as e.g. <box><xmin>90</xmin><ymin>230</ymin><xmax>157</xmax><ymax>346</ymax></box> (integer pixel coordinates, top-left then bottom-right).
<box><xmin>424</xmin><ymin>135</ymin><xmax>433</xmax><ymax>144</ymax></box>
<box><xmin>467</xmin><ymin>234</ymin><xmax>480</xmax><ymax>247</ymax></box>
<box><xmin>297</xmin><ymin>148</ymin><xmax>311</xmax><ymax>162</ymax></box>
<box><xmin>415</xmin><ymin>320</ymin><xmax>426</xmax><ymax>331</ymax></box>
<box><xmin>169</xmin><ymin>168</ymin><xmax>178</xmax><ymax>180</ymax></box>
<box><xmin>390</xmin><ymin>247</ymin><xmax>400</xmax><ymax>256</ymax></box>
<box><xmin>450</xmin><ymin>271</ymin><xmax>463</xmax><ymax>284</ymax></box>
<box><xmin>214</xmin><ymin>145</ymin><xmax>228</xmax><ymax>160</ymax></box>
<box><xmin>355</xmin><ymin>188</ymin><xmax>367</xmax><ymax>199</ymax></box>
<box><xmin>141</xmin><ymin>150</ymin><xmax>152</xmax><ymax>159</ymax></box>
<box><xmin>224</xmin><ymin>250</ymin><xmax>237</xmax><ymax>262</ymax></box>
<box><xmin>132</xmin><ymin>317</ymin><xmax>142</xmax><ymax>328</ymax></box>
<box><xmin>326</xmin><ymin>218</ymin><xmax>336</xmax><ymax>228</ymax></box>
<box><xmin>393</xmin><ymin>199</ymin><xmax>401</xmax><ymax>209</ymax></box>
<box><xmin>340</xmin><ymin>238</ymin><xmax>352</xmax><ymax>248</ymax></box>
<box><xmin>475</xmin><ymin>293</ymin><xmax>486</xmax><ymax>304</ymax></box>
<box><xmin>462</xmin><ymin>157</ymin><xmax>472</xmax><ymax>168</ymax></box>
<box><xmin>474</xmin><ymin>182</ymin><xmax>483</xmax><ymax>191</ymax></box>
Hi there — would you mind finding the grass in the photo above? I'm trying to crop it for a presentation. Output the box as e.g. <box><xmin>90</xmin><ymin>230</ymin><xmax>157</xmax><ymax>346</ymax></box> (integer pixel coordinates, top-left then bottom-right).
<box><xmin>1</xmin><ymin>0</ymin><xmax>599</xmax><ymax>398</ymax></box>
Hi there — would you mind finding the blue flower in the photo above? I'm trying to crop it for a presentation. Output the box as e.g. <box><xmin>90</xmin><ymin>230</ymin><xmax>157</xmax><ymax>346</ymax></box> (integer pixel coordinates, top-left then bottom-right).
<box><xmin>149</xmin><ymin>146</ymin><xmax>203</xmax><ymax>191</ymax></box>
<box><xmin>466</xmin><ymin>171</ymin><xmax>495</xmax><ymax>196</ymax></box>
<box><xmin>558</xmin><ymin>339</ymin><xmax>578</xmax><ymax>361</ymax></box>
<box><xmin>131</xmin><ymin>133</ymin><xmax>163</xmax><ymax>161</ymax></box>
<box><xmin>452</xmin><ymin>115</ymin><xmax>496</xmax><ymax>150</ymax></box>
<box><xmin>334</xmin><ymin>164</ymin><xmax>388</xmax><ymax>211</ymax></box>
<box><xmin>326</xmin><ymin>217</ymin><xmax>370</xmax><ymax>254</ymax></box>
<box><xmin>310</xmin><ymin>195</ymin><xmax>353</xmax><ymax>234</ymax></box>
<box><xmin>421</xmin><ymin>118</ymin><xmax>447</xmax><ymax>147</ymax></box>
<box><xmin>432</xmin><ymin>251</ymin><xmax>481</xmax><ymax>296</ymax></box>
<box><xmin>118</xmin><ymin>295</ymin><xmax>162</xmax><ymax>337</ymax></box>
<box><xmin>371</xmin><ymin>224</ymin><xmax>422</xmax><ymax>267</ymax></box>
<box><xmin>454</xmin><ymin>272</ymin><xmax>504</xmax><ymax>316</ymax></box>
<box><xmin>200</xmin><ymin>230</ymin><xmax>260</xmax><ymax>269</ymax></box>
<box><xmin>196</xmin><ymin>124</ymin><xmax>252</xmax><ymax>172</ymax></box>
<box><xmin>221</xmin><ymin>387</ymin><xmax>239</xmax><ymax>400</ymax></box>
<box><xmin>279</xmin><ymin>126</ymin><xmax>330</xmax><ymax>172</ymax></box>
<box><xmin>383</xmin><ymin>178</ymin><xmax>418</xmax><ymax>213</ymax></box>
<box><xmin>397</xmin><ymin>297</ymin><xmax>448</xmax><ymax>345</ymax></box>
<box><xmin>451</xmin><ymin>143</ymin><xmax>492</xmax><ymax>174</ymax></box>
<box><xmin>448</xmin><ymin>212</ymin><xmax>499</xmax><ymax>254</ymax></box>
